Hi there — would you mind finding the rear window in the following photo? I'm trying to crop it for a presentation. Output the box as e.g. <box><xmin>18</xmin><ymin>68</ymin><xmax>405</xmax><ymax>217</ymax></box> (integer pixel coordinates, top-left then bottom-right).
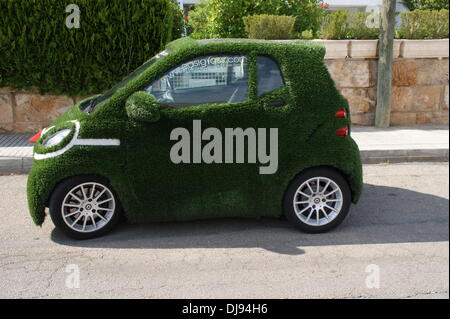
<box><xmin>257</xmin><ymin>56</ymin><xmax>284</xmax><ymax>96</ymax></box>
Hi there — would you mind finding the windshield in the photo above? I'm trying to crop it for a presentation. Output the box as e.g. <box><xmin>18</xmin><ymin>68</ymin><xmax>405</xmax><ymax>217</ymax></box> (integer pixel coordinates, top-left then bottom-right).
<box><xmin>81</xmin><ymin>50</ymin><xmax>169</xmax><ymax>113</ymax></box>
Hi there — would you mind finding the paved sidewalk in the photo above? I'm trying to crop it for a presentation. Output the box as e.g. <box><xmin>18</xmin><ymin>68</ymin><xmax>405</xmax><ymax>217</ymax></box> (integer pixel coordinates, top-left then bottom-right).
<box><xmin>0</xmin><ymin>134</ymin><xmax>33</xmax><ymax>174</ymax></box>
<box><xmin>0</xmin><ymin>125</ymin><xmax>448</xmax><ymax>174</ymax></box>
<box><xmin>352</xmin><ymin>125</ymin><xmax>449</xmax><ymax>164</ymax></box>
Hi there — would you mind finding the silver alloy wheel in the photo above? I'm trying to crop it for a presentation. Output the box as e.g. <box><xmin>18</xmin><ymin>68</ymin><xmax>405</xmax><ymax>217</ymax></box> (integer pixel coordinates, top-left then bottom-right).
<box><xmin>61</xmin><ymin>182</ymin><xmax>116</xmax><ymax>233</ymax></box>
<box><xmin>292</xmin><ymin>177</ymin><xmax>343</xmax><ymax>226</ymax></box>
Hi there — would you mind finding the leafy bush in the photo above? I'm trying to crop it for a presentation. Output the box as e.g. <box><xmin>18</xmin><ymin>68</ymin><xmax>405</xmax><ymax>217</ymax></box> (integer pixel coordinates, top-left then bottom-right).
<box><xmin>189</xmin><ymin>0</ymin><xmax>326</xmax><ymax>39</ymax></box>
<box><xmin>402</xmin><ymin>0</ymin><xmax>449</xmax><ymax>10</ymax></box>
<box><xmin>187</xmin><ymin>0</ymin><xmax>210</xmax><ymax>39</ymax></box>
<box><xmin>300</xmin><ymin>29</ymin><xmax>315</xmax><ymax>40</ymax></box>
<box><xmin>397</xmin><ymin>9</ymin><xmax>449</xmax><ymax>39</ymax></box>
<box><xmin>320</xmin><ymin>10</ymin><xmax>351</xmax><ymax>40</ymax></box>
<box><xmin>320</xmin><ymin>10</ymin><xmax>379</xmax><ymax>40</ymax></box>
<box><xmin>278</xmin><ymin>0</ymin><xmax>327</xmax><ymax>36</ymax></box>
<box><xmin>244</xmin><ymin>15</ymin><xmax>295</xmax><ymax>39</ymax></box>
<box><xmin>170</xmin><ymin>1</ymin><xmax>186</xmax><ymax>39</ymax></box>
<box><xmin>0</xmin><ymin>0</ymin><xmax>183</xmax><ymax>96</ymax></box>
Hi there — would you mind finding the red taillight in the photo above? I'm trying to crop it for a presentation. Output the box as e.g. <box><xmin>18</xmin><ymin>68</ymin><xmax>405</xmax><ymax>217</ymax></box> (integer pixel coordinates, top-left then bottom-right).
<box><xmin>29</xmin><ymin>129</ymin><xmax>43</xmax><ymax>143</ymax></box>
<box><xmin>336</xmin><ymin>109</ymin><xmax>347</xmax><ymax>118</ymax></box>
<box><xmin>336</xmin><ymin>126</ymin><xmax>349</xmax><ymax>137</ymax></box>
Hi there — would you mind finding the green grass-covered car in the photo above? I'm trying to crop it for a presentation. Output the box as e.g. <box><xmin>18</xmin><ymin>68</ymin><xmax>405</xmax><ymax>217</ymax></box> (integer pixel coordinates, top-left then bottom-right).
<box><xmin>27</xmin><ymin>38</ymin><xmax>363</xmax><ymax>239</ymax></box>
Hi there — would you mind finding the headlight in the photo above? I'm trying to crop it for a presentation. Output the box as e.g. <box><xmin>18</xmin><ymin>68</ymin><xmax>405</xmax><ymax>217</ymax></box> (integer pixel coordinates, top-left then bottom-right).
<box><xmin>43</xmin><ymin>129</ymin><xmax>72</xmax><ymax>147</ymax></box>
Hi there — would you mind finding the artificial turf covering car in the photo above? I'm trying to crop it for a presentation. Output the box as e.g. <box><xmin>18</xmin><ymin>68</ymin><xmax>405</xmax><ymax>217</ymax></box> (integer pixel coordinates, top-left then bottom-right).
<box><xmin>27</xmin><ymin>37</ymin><xmax>363</xmax><ymax>229</ymax></box>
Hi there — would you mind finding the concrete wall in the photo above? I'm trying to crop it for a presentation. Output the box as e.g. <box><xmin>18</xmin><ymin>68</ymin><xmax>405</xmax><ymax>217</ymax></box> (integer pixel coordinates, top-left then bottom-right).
<box><xmin>0</xmin><ymin>39</ymin><xmax>448</xmax><ymax>133</ymax></box>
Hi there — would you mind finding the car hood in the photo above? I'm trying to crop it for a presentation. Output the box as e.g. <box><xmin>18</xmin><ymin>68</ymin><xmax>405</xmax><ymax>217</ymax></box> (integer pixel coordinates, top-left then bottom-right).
<box><xmin>50</xmin><ymin>96</ymin><xmax>96</xmax><ymax>127</ymax></box>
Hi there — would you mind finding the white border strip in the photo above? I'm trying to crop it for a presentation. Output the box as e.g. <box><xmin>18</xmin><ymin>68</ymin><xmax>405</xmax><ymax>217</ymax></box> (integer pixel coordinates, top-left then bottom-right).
<box><xmin>74</xmin><ymin>139</ymin><xmax>121</xmax><ymax>146</ymax></box>
<box><xmin>34</xmin><ymin>120</ymin><xmax>120</xmax><ymax>160</ymax></box>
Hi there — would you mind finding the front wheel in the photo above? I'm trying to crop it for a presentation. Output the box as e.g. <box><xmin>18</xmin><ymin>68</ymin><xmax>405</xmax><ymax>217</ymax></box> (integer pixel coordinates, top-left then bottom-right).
<box><xmin>49</xmin><ymin>175</ymin><xmax>122</xmax><ymax>239</ymax></box>
<box><xmin>283</xmin><ymin>167</ymin><xmax>351</xmax><ymax>233</ymax></box>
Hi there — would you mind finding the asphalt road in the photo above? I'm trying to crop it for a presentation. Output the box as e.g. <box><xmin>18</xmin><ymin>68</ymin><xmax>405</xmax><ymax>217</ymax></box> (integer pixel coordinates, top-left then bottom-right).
<box><xmin>0</xmin><ymin>163</ymin><xmax>448</xmax><ymax>299</ymax></box>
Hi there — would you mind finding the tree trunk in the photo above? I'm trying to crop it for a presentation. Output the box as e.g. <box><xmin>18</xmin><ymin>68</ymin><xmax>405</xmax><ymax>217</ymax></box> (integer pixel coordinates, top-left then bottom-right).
<box><xmin>375</xmin><ymin>0</ymin><xmax>397</xmax><ymax>128</ymax></box>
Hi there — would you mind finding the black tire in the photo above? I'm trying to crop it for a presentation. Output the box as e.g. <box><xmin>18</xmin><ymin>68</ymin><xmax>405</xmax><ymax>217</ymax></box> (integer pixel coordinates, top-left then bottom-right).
<box><xmin>283</xmin><ymin>167</ymin><xmax>351</xmax><ymax>233</ymax></box>
<box><xmin>49</xmin><ymin>175</ymin><xmax>122</xmax><ymax>239</ymax></box>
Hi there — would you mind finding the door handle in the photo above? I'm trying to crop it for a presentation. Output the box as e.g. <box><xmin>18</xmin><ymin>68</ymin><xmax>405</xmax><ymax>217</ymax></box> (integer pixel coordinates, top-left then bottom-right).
<box><xmin>265</xmin><ymin>100</ymin><xmax>286</xmax><ymax>107</ymax></box>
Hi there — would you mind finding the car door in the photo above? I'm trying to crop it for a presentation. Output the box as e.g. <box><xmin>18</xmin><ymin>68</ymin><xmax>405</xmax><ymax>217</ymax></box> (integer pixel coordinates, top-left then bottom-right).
<box><xmin>125</xmin><ymin>53</ymin><xmax>267</xmax><ymax>222</ymax></box>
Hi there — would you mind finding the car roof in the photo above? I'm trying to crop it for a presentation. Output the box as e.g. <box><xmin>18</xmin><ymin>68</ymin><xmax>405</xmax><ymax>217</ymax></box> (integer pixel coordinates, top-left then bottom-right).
<box><xmin>165</xmin><ymin>37</ymin><xmax>325</xmax><ymax>59</ymax></box>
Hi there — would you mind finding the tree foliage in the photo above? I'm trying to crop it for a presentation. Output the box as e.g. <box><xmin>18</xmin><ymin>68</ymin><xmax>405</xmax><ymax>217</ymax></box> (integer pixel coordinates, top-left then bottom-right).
<box><xmin>402</xmin><ymin>0</ymin><xmax>449</xmax><ymax>10</ymax></box>
<box><xmin>189</xmin><ymin>0</ymin><xmax>326</xmax><ymax>39</ymax></box>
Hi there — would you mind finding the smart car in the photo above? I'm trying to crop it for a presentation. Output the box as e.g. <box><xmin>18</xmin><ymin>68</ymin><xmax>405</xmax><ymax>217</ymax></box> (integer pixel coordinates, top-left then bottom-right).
<box><xmin>27</xmin><ymin>38</ymin><xmax>363</xmax><ymax>239</ymax></box>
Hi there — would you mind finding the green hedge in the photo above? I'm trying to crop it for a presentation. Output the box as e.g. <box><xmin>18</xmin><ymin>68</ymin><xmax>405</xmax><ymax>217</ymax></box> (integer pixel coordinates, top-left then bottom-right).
<box><xmin>0</xmin><ymin>0</ymin><xmax>183</xmax><ymax>96</ymax></box>
<box><xmin>188</xmin><ymin>0</ymin><xmax>326</xmax><ymax>39</ymax></box>
<box><xmin>397</xmin><ymin>9</ymin><xmax>449</xmax><ymax>39</ymax></box>
<box><xmin>320</xmin><ymin>8</ymin><xmax>449</xmax><ymax>40</ymax></box>
<box><xmin>189</xmin><ymin>2</ymin><xmax>449</xmax><ymax>41</ymax></box>
<box><xmin>320</xmin><ymin>10</ymin><xmax>380</xmax><ymax>40</ymax></box>
<box><xmin>244</xmin><ymin>15</ymin><xmax>296</xmax><ymax>39</ymax></box>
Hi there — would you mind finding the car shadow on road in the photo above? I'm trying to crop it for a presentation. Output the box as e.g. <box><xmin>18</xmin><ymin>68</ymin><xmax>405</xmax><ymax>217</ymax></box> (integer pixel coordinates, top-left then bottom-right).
<box><xmin>51</xmin><ymin>183</ymin><xmax>449</xmax><ymax>255</ymax></box>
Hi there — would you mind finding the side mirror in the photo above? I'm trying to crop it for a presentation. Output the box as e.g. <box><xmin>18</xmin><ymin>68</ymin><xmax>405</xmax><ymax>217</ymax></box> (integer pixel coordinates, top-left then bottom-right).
<box><xmin>125</xmin><ymin>91</ymin><xmax>161</xmax><ymax>123</ymax></box>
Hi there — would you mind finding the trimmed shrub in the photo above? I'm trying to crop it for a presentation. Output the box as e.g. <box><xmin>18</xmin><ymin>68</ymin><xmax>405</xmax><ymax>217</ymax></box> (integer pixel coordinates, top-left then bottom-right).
<box><xmin>244</xmin><ymin>15</ymin><xmax>295</xmax><ymax>40</ymax></box>
<box><xmin>320</xmin><ymin>10</ymin><xmax>379</xmax><ymax>40</ymax></box>
<box><xmin>188</xmin><ymin>0</ymin><xmax>326</xmax><ymax>39</ymax></box>
<box><xmin>320</xmin><ymin>10</ymin><xmax>351</xmax><ymax>40</ymax></box>
<box><xmin>402</xmin><ymin>0</ymin><xmax>449</xmax><ymax>10</ymax></box>
<box><xmin>0</xmin><ymin>0</ymin><xmax>183</xmax><ymax>96</ymax></box>
<box><xmin>300</xmin><ymin>29</ymin><xmax>315</xmax><ymax>40</ymax></box>
<box><xmin>397</xmin><ymin>9</ymin><xmax>449</xmax><ymax>39</ymax></box>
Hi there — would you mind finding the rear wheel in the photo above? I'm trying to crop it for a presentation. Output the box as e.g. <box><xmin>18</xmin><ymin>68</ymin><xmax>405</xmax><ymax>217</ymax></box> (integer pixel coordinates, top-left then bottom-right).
<box><xmin>49</xmin><ymin>175</ymin><xmax>121</xmax><ymax>239</ymax></box>
<box><xmin>283</xmin><ymin>167</ymin><xmax>351</xmax><ymax>233</ymax></box>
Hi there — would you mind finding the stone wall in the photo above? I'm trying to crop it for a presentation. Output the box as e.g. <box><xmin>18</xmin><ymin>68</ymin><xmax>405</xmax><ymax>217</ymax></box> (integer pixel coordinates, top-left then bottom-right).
<box><xmin>325</xmin><ymin>57</ymin><xmax>449</xmax><ymax>126</ymax></box>
<box><xmin>0</xmin><ymin>88</ymin><xmax>78</xmax><ymax>133</ymax></box>
<box><xmin>320</xmin><ymin>39</ymin><xmax>449</xmax><ymax>126</ymax></box>
<box><xmin>1</xmin><ymin>39</ymin><xmax>448</xmax><ymax>133</ymax></box>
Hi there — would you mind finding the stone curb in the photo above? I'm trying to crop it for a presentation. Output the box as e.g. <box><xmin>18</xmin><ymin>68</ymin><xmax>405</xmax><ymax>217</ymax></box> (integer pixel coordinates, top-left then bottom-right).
<box><xmin>1</xmin><ymin>149</ymin><xmax>448</xmax><ymax>175</ymax></box>
<box><xmin>0</xmin><ymin>157</ymin><xmax>32</xmax><ymax>175</ymax></box>
<box><xmin>360</xmin><ymin>149</ymin><xmax>449</xmax><ymax>164</ymax></box>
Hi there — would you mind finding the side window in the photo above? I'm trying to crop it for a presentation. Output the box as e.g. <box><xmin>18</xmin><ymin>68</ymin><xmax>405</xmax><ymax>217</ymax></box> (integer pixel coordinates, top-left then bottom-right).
<box><xmin>146</xmin><ymin>55</ymin><xmax>248</xmax><ymax>108</ymax></box>
<box><xmin>257</xmin><ymin>56</ymin><xmax>284</xmax><ymax>97</ymax></box>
